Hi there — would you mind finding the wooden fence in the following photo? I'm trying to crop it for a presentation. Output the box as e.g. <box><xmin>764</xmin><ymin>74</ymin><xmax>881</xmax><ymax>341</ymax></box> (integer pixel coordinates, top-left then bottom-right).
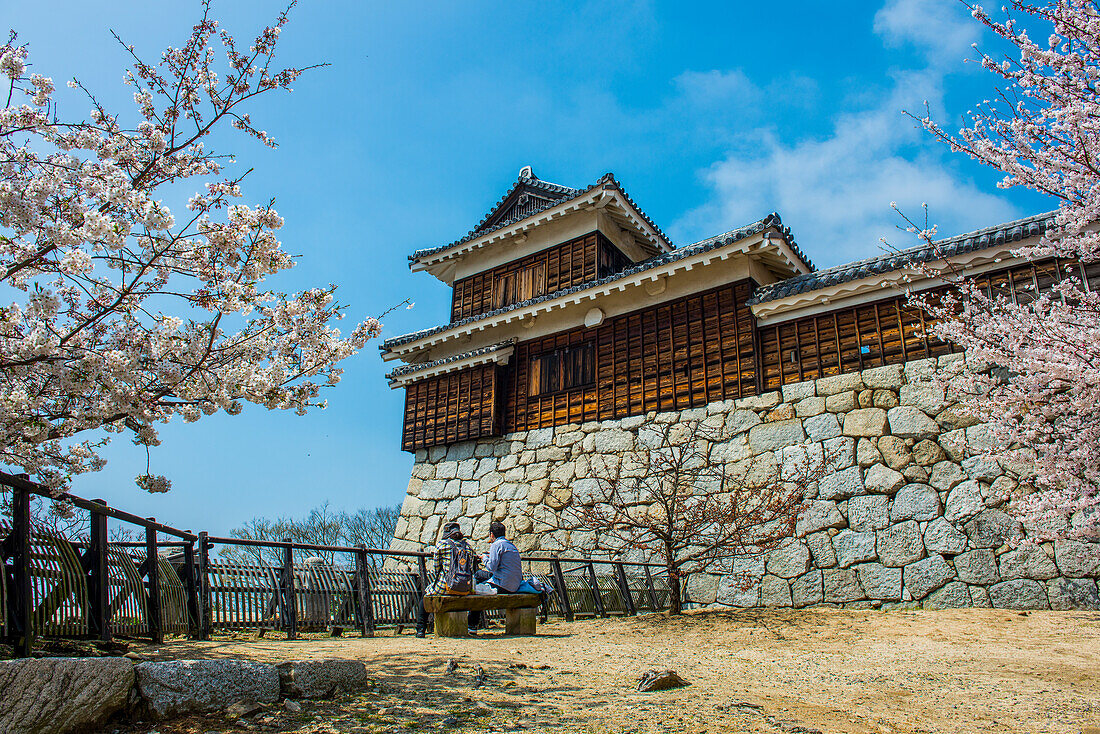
<box><xmin>0</xmin><ymin>472</ymin><xmax>671</xmax><ymax>655</ymax></box>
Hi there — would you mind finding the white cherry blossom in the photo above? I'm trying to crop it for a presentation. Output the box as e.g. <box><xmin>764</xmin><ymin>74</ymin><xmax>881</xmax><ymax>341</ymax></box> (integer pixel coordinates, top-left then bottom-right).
<box><xmin>0</xmin><ymin>4</ymin><xmax>380</xmax><ymax>491</ymax></box>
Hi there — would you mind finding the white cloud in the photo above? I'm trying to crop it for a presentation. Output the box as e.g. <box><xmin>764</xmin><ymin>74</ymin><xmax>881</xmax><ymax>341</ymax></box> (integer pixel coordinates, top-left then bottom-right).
<box><xmin>674</xmin><ymin>0</ymin><xmax>1019</xmax><ymax>267</ymax></box>
<box><xmin>874</xmin><ymin>0</ymin><xmax>978</xmax><ymax>64</ymax></box>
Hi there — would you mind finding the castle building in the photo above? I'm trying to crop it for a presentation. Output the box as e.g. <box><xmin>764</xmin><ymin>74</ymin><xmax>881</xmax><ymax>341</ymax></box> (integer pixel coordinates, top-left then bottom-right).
<box><xmin>381</xmin><ymin>167</ymin><xmax>1100</xmax><ymax>611</ymax></box>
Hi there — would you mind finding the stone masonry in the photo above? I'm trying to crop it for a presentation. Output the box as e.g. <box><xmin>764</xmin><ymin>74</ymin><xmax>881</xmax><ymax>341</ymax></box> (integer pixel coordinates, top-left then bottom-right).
<box><xmin>390</xmin><ymin>353</ymin><xmax>1100</xmax><ymax>610</ymax></box>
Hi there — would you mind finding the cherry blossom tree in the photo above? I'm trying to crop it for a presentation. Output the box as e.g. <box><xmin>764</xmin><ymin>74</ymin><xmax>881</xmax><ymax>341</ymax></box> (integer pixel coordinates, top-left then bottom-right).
<box><xmin>912</xmin><ymin>0</ymin><xmax>1100</xmax><ymax>540</ymax></box>
<box><xmin>544</xmin><ymin>421</ymin><xmax>817</xmax><ymax>614</ymax></box>
<box><xmin>0</xmin><ymin>2</ymin><xmax>380</xmax><ymax>492</ymax></box>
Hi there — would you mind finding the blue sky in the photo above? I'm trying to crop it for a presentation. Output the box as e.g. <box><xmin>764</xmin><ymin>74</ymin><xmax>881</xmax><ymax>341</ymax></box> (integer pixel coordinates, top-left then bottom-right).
<box><xmin>3</xmin><ymin>0</ymin><xmax>1051</xmax><ymax>536</ymax></box>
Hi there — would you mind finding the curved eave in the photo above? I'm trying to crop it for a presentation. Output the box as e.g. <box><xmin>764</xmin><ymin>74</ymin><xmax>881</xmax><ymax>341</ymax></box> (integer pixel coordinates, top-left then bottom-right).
<box><xmin>409</xmin><ymin>185</ymin><xmax>674</xmax><ymax>281</ymax></box>
<box><xmin>386</xmin><ymin>341</ymin><xmax>516</xmax><ymax>388</ymax></box>
<box><xmin>383</xmin><ymin>224</ymin><xmax>793</xmax><ymax>361</ymax></box>
<box><xmin>751</xmin><ymin>240</ymin><xmax>1032</xmax><ymax>324</ymax></box>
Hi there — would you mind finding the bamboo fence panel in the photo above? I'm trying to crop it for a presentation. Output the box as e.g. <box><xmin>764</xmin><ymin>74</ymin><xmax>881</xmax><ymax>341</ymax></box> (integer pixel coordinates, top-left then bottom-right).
<box><xmin>0</xmin><ymin>520</ymin><xmax>88</xmax><ymax>638</ymax></box>
<box><xmin>106</xmin><ymin>546</ymin><xmax>147</xmax><ymax>636</ymax></box>
<box><xmin>207</xmin><ymin>560</ymin><xmax>280</xmax><ymax>629</ymax></box>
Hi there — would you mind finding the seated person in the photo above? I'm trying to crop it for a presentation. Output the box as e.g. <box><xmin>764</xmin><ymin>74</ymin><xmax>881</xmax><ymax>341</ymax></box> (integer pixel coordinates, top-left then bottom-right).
<box><xmin>416</xmin><ymin>521</ymin><xmax>478</xmax><ymax>638</ymax></box>
<box><xmin>468</xmin><ymin>521</ymin><xmax>522</xmax><ymax>635</ymax></box>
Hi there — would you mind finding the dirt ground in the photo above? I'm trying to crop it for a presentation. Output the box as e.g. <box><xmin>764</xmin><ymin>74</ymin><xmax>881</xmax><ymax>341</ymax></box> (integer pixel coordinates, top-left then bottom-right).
<box><xmin>111</xmin><ymin>608</ymin><xmax>1100</xmax><ymax>734</ymax></box>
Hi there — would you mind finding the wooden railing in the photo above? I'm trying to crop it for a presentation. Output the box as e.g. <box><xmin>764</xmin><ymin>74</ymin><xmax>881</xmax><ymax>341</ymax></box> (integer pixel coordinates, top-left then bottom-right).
<box><xmin>0</xmin><ymin>471</ymin><xmax>670</xmax><ymax>656</ymax></box>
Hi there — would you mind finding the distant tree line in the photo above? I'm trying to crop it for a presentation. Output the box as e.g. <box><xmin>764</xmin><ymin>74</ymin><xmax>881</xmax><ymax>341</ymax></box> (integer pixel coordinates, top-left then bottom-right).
<box><xmin>220</xmin><ymin>502</ymin><xmax>402</xmax><ymax>566</ymax></box>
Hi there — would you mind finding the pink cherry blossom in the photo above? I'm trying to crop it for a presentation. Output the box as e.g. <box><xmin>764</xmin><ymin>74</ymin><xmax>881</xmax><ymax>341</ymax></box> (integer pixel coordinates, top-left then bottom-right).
<box><xmin>914</xmin><ymin>1</ymin><xmax>1100</xmax><ymax>541</ymax></box>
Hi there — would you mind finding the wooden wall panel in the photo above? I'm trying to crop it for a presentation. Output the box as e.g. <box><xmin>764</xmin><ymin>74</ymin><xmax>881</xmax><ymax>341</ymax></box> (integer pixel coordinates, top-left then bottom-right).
<box><xmin>501</xmin><ymin>281</ymin><xmax>758</xmax><ymax>433</ymax></box>
<box><xmin>450</xmin><ymin>232</ymin><xmax>629</xmax><ymax>322</ymax></box>
<box><xmin>401</xmin><ymin>364</ymin><xmax>499</xmax><ymax>452</ymax></box>
<box><xmin>757</xmin><ymin>258</ymin><xmax>1084</xmax><ymax>391</ymax></box>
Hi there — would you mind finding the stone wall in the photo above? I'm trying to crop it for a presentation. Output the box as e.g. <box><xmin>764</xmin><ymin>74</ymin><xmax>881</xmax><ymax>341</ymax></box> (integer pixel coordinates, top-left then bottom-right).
<box><xmin>390</xmin><ymin>353</ymin><xmax>1100</xmax><ymax>610</ymax></box>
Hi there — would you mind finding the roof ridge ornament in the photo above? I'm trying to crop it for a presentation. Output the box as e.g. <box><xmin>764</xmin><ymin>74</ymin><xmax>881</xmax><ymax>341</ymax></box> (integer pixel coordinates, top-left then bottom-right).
<box><xmin>518</xmin><ymin>165</ymin><xmax>534</xmax><ymax>180</ymax></box>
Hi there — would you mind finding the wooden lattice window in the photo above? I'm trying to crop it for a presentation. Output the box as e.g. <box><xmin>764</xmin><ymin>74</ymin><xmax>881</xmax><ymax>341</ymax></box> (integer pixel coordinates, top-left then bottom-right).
<box><xmin>528</xmin><ymin>342</ymin><xmax>596</xmax><ymax>397</ymax></box>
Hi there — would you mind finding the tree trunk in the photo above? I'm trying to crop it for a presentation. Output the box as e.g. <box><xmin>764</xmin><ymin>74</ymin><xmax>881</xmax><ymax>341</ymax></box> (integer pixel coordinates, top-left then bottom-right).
<box><xmin>668</xmin><ymin>564</ymin><xmax>682</xmax><ymax>615</ymax></box>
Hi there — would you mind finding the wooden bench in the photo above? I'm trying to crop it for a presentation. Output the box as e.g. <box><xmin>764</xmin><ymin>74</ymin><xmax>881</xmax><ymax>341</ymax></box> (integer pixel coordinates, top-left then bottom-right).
<box><xmin>423</xmin><ymin>593</ymin><xmax>543</xmax><ymax>637</ymax></box>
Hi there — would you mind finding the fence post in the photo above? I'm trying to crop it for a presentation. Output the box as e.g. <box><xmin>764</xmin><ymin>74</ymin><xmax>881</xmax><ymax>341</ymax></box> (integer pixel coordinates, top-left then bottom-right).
<box><xmin>87</xmin><ymin>500</ymin><xmax>110</xmax><ymax>641</ymax></box>
<box><xmin>643</xmin><ymin>564</ymin><xmax>660</xmax><ymax>611</ymax></box>
<box><xmin>10</xmin><ymin>484</ymin><xmax>33</xmax><ymax>657</ymax></box>
<box><xmin>614</xmin><ymin>561</ymin><xmax>636</xmax><ymax>616</ymax></box>
<box><xmin>355</xmin><ymin>545</ymin><xmax>375</xmax><ymax>638</ymax></box>
<box><xmin>145</xmin><ymin>520</ymin><xmax>162</xmax><ymax>644</ymax></box>
<box><xmin>183</xmin><ymin>533</ymin><xmax>199</xmax><ymax>639</ymax></box>
<box><xmin>551</xmin><ymin>557</ymin><xmax>573</xmax><ymax>623</ymax></box>
<box><xmin>282</xmin><ymin>540</ymin><xmax>297</xmax><ymax>640</ymax></box>
<box><xmin>197</xmin><ymin>531</ymin><xmax>211</xmax><ymax>640</ymax></box>
<box><xmin>586</xmin><ymin>561</ymin><xmax>606</xmax><ymax>618</ymax></box>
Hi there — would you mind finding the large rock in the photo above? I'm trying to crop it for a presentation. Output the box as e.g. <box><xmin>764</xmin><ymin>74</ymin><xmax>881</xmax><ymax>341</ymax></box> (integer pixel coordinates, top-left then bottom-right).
<box><xmin>911</xmin><ymin>439</ymin><xmax>946</xmax><ymax>467</ymax></box>
<box><xmin>725</xmin><ymin>409</ymin><xmax>763</xmax><ymax>436</ymax></box>
<box><xmin>805</xmin><ymin>531</ymin><xmax>837</xmax><ymax>568</ymax></box>
<box><xmin>899</xmin><ymin>382</ymin><xmax>948</xmax><ymax>414</ymax></box>
<box><xmin>989</xmin><ymin>579</ymin><xmax>1049</xmax><ymax>610</ymax></box>
<box><xmin>761</xmin><ymin>575</ymin><xmax>793</xmax><ymax>606</ymax></box>
<box><xmin>924</xmin><ymin>581</ymin><xmax>970</xmax><ymax>609</ymax></box>
<box><xmin>962</xmin><ymin>455</ymin><xmax>1001</xmax><ymax>482</ymax></box>
<box><xmin>748</xmin><ymin>419</ymin><xmax>806</xmax><ymax>453</ymax></box>
<box><xmin>847</xmin><ymin>494</ymin><xmax>891</xmax><ymax>532</ymax></box>
<box><xmin>944</xmin><ymin>480</ymin><xmax>984</xmax><ymax>523</ymax></box>
<box><xmin>686</xmin><ymin>573</ymin><xmax>720</xmax><ymax>605</ymax></box>
<box><xmin>796</xmin><ymin>500</ymin><xmax>846</xmax><ymax>536</ymax></box>
<box><xmin>637</xmin><ymin>669</ymin><xmax>690</xmax><ymax>692</ymax></box>
<box><xmin>904</xmin><ymin>554</ymin><xmax>955</xmax><ymax>599</ymax></box>
<box><xmin>923</xmin><ymin>517</ymin><xmax>968</xmax><ymax>555</ymax></box>
<box><xmin>593</xmin><ymin>430</ymin><xmax>634</xmax><ymax>453</ymax></box>
<box><xmin>843</xmin><ymin>408</ymin><xmax>888</xmax><ymax>437</ymax></box>
<box><xmin>929</xmin><ymin>461</ymin><xmax>967</xmax><ymax>492</ymax></box>
<box><xmin>804</xmin><ymin>413</ymin><xmax>842</xmax><ymax>441</ymax></box>
<box><xmin>0</xmin><ymin>657</ymin><xmax>134</xmax><ymax>734</ymax></box>
<box><xmin>717</xmin><ymin>574</ymin><xmax>760</xmax><ymax>607</ymax></box>
<box><xmin>1046</xmin><ymin>578</ymin><xmax>1099</xmax><ymax>610</ymax></box>
<box><xmin>878</xmin><ymin>521</ymin><xmax>924</xmax><ymax>567</ymax></box>
<box><xmin>998</xmin><ymin>545</ymin><xmax>1059</xmax><ymax>580</ymax></box>
<box><xmin>135</xmin><ymin>659</ymin><xmax>280</xmax><ymax>719</ymax></box>
<box><xmin>765</xmin><ymin>539</ymin><xmax>812</xmax><ymax>579</ymax></box>
<box><xmin>887</xmin><ymin>406</ymin><xmax>939</xmax><ymax>439</ymax></box>
<box><xmin>790</xmin><ymin>570</ymin><xmax>823</xmax><ymax>607</ymax></box>
<box><xmin>276</xmin><ymin>660</ymin><xmax>368</xmax><ymax>699</ymax></box>
<box><xmin>833</xmin><ymin>530</ymin><xmax>877</xmax><ymax>568</ymax></box>
<box><xmin>864</xmin><ymin>463</ymin><xmax>905</xmax><ymax>495</ymax></box>
<box><xmin>783</xmin><ymin>380</ymin><xmax>817</xmax><ymax>402</ymax></box>
<box><xmin>862</xmin><ymin>364</ymin><xmax>903</xmax><ymax>389</ymax></box>
<box><xmin>817</xmin><ymin>372</ymin><xmax>865</xmax><ymax>395</ymax></box>
<box><xmin>954</xmin><ymin>549</ymin><xmax>999</xmax><ymax>585</ymax></box>
<box><xmin>877</xmin><ymin>436</ymin><xmax>912</xmax><ymax>470</ymax></box>
<box><xmin>1054</xmin><ymin>539</ymin><xmax>1100</xmax><ymax>577</ymax></box>
<box><xmin>854</xmin><ymin>563</ymin><xmax>902</xmax><ymax>600</ymax></box>
<box><xmin>818</xmin><ymin>466</ymin><xmax>863</xmax><ymax>501</ymax></box>
<box><xmin>889</xmin><ymin>484</ymin><xmax>941</xmax><ymax>522</ymax></box>
<box><xmin>964</xmin><ymin>509</ymin><xmax>1023</xmax><ymax>549</ymax></box>
<box><xmin>823</xmin><ymin>568</ymin><xmax>865</xmax><ymax>603</ymax></box>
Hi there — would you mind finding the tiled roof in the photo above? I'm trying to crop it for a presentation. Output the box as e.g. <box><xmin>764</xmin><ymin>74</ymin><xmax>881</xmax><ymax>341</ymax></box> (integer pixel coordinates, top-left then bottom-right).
<box><xmin>386</xmin><ymin>339</ymin><xmax>516</xmax><ymax>383</ymax></box>
<box><xmin>748</xmin><ymin>211</ymin><xmax>1057</xmax><ymax>305</ymax></box>
<box><xmin>407</xmin><ymin>170</ymin><xmax>672</xmax><ymax>264</ymax></box>
<box><xmin>382</xmin><ymin>212</ymin><xmax>789</xmax><ymax>353</ymax></box>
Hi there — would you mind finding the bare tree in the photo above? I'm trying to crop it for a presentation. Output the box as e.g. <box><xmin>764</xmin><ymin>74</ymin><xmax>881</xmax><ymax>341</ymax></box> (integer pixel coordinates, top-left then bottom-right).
<box><xmin>220</xmin><ymin>516</ymin><xmax>294</xmax><ymax>566</ymax></box>
<box><xmin>220</xmin><ymin>501</ymin><xmax>401</xmax><ymax>566</ymax></box>
<box><xmin>547</xmin><ymin>421</ymin><xmax>818</xmax><ymax>614</ymax></box>
<box><xmin>1</xmin><ymin>488</ymin><xmax>88</xmax><ymax>539</ymax></box>
<box><xmin>339</xmin><ymin>505</ymin><xmax>401</xmax><ymax>549</ymax></box>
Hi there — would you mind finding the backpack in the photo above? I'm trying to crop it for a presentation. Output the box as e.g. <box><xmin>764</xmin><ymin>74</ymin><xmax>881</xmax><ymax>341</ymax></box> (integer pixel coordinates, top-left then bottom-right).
<box><xmin>443</xmin><ymin>538</ymin><xmax>475</xmax><ymax>595</ymax></box>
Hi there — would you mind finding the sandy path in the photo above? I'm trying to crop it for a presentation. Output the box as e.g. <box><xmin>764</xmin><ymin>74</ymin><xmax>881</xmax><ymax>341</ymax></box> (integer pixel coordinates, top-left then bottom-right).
<box><xmin>122</xmin><ymin>608</ymin><xmax>1100</xmax><ymax>734</ymax></box>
